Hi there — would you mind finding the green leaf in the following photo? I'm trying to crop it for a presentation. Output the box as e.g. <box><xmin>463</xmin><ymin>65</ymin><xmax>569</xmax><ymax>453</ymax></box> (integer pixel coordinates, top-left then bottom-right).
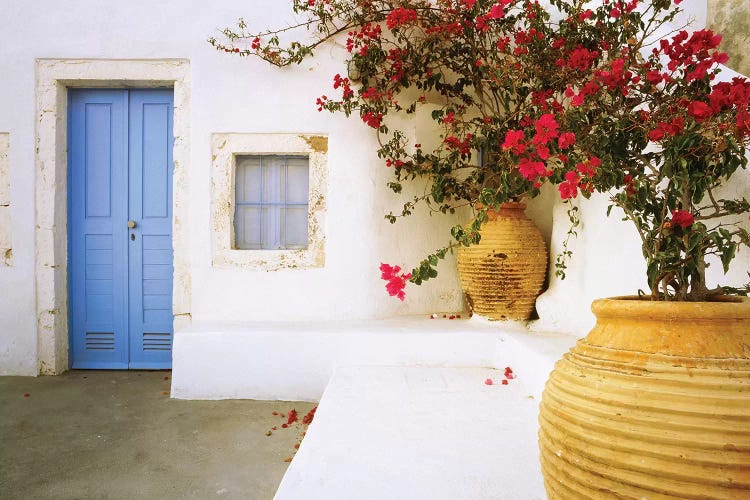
<box><xmin>721</xmin><ymin>243</ymin><xmax>736</xmax><ymax>273</ymax></box>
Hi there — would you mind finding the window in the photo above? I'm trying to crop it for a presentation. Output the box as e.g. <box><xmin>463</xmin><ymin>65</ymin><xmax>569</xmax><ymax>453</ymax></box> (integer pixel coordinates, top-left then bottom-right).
<box><xmin>234</xmin><ymin>155</ymin><xmax>309</xmax><ymax>250</ymax></box>
<box><xmin>211</xmin><ymin>133</ymin><xmax>327</xmax><ymax>270</ymax></box>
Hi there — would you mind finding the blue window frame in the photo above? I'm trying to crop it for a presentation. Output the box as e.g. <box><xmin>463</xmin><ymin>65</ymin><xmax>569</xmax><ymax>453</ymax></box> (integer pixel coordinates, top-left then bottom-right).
<box><xmin>234</xmin><ymin>155</ymin><xmax>309</xmax><ymax>250</ymax></box>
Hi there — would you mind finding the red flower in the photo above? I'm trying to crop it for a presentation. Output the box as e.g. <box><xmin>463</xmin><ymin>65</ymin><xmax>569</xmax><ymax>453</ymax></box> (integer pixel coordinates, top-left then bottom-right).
<box><xmin>671</xmin><ymin>210</ymin><xmax>694</xmax><ymax>228</ymax></box>
<box><xmin>386</xmin><ymin>8</ymin><xmax>418</xmax><ymax>30</ymax></box>
<box><xmin>532</xmin><ymin>114</ymin><xmax>559</xmax><ymax>145</ymax></box>
<box><xmin>361</xmin><ymin>87</ymin><xmax>380</xmax><ymax>100</ymax></box>
<box><xmin>567</xmin><ymin>46</ymin><xmax>599</xmax><ymax>72</ymax></box>
<box><xmin>502</xmin><ymin>130</ymin><xmax>525</xmax><ymax>153</ymax></box>
<box><xmin>609</xmin><ymin>7</ymin><xmax>621</xmax><ymax>18</ymax></box>
<box><xmin>302</xmin><ymin>406</ymin><xmax>317</xmax><ymax>425</ymax></box>
<box><xmin>362</xmin><ymin>111</ymin><xmax>383</xmax><ymax>129</ymax></box>
<box><xmin>484</xmin><ymin>378</ymin><xmax>494</xmax><ymax>385</ymax></box>
<box><xmin>557</xmin><ymin>132</ymin><xmax>576</xmax><ymax>149</ymax></box>
<box><xmin>737</xmin><ymin>110</ymin><xmax>750</xmax><ymax>137</ymax></box>
<box><xmin>518</xmin><ymin>158</ymin><xmax>546</xmax><ymax>180</ymax></box>
<box><xmin>687</xmin><ymin>101</ymin><xmax>713</xmax><ymax>122</ymax></box>
<box><xmin>646</xmin><ymin>70</ymin><xmax>663</xmax><ymax>84</ymax></box>
<box><xmin>287</xmin><ymin>409</ymin><xmax>299</xmax><ymax>425</ymax></box>
<box><xmin>576</xmin><ymin>156</ymin><xmax>600</xmax><ymax>177</ymax></box>
<box><xmin>558</xmin><ymin>171</ymin><xmax>580</xmax><ymax>199</ymax></box>
<box><xmin>489</xmin><ymin>4</ymin><xmax>504</xmax><ymax>19</ymax></box>
<box><xmin>535</xmin><ymin>145</ymin><xmax>550</xmax><ymax>160</ymax></box>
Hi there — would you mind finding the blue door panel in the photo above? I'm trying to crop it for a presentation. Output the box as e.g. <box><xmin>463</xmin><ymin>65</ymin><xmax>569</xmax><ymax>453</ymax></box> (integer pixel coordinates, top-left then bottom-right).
<box><xmin>68</xmin><ymin>89</ymin><xmax>173</xmax><ymax>370</ymax></box>
<box><xmin>127</xmin><ymin>90</ymin><xmax>174</xmax><ymax>369</ymax></box>
<box><xmin>69</xmin><ymin>90</ymin><xmax>129</xmax><ymax>369</ymax></box>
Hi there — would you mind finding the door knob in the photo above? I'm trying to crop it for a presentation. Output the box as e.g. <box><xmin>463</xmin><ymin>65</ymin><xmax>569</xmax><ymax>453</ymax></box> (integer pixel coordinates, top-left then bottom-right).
<box><xmin>127</xmin><ymin>220</ymin><xmax>137</xmax><ymax>229</ymax></box>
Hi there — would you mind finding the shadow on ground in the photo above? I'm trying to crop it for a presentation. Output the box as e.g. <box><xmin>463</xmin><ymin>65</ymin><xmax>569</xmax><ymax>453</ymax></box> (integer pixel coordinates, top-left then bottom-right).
<box><xmin>0</xmin><ymin>371</ymin><xmax>315</xmax><ymax>500</ymax></box>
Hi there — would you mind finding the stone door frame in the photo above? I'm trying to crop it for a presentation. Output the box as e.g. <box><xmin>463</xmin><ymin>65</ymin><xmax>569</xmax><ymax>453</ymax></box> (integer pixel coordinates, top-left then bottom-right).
<box><xmin>35</xmin><ymin>59</ymin><xmax>191</xmax><ymax>374</ymax></box>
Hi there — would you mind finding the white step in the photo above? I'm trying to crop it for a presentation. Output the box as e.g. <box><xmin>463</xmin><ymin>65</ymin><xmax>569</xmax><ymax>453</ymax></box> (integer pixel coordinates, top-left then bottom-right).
<box><xmin>275</xmin><ymin>365</ymin><xmax>552</xmax><ymax>499</ymax></box>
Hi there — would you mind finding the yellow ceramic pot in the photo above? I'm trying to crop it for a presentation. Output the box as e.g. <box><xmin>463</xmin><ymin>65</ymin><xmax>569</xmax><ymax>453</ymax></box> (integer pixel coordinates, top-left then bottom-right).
<box><xmin>456</xmin><ymin>202</ymin><xmax>547</xmax><ymax>321</ymax></box>
<box><xmin>539</xmin><ymin>296</ymin><xmax>750</xmax><ymax>499</ymax></box>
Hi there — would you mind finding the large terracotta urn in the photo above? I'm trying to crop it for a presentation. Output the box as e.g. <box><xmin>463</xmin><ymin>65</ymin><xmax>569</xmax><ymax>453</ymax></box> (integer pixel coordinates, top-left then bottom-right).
<box><xmin>456</xmin><ymin>202</ymin><xmax>547</xmax><ymax>321</ymax></box>
<box><xmin>539</xmin><ymin>296</ymin><xmax>750</xmax><ymax>499</ymax></box>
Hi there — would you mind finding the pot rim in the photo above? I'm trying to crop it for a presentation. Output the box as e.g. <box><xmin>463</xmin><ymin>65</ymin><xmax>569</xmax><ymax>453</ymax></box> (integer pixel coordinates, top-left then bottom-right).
<box><xmin>475</xmin><ymin>201</ymin><xmax>527</xmax><ymax>211</ymax></box>
<box><xmin>592</xmin><ymin>295</ymin><xmax>750</xmax><ymax>320</ymax></box>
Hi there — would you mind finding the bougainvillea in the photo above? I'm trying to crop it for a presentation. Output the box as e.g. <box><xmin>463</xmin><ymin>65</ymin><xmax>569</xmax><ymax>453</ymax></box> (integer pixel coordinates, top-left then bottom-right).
<box><xmin>545</xmin><ymin>3</ymin><xmax>750</xmax><ymax>301</ymax></box>
<box><xmin>210</xmin><ymin>0</ymin><xmax>750</xmax><ymax>302</ymax></box>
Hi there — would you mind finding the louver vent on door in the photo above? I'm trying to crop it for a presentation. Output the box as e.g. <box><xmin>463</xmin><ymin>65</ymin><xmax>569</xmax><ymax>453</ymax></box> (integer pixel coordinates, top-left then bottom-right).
<box><xmin>85</xmin><ymin>332</ymin><xmax>115</xmax><ymax>351</ymax></box>
<box><xmin>142</xmin><ymin>332</ymin><xmax>172</xmax><ymax>351</ymax></box>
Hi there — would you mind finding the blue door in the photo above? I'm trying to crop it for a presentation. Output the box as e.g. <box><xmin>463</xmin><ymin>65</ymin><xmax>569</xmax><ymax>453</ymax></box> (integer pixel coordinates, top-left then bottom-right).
<box><xmin>68</xmin><ymin>89</ymin><xmax>174</xmax><ymax>369</ymax></box>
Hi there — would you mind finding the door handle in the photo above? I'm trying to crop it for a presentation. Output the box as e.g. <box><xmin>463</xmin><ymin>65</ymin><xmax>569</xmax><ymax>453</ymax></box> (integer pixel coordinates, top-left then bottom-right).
<box><xmin>127</xmin><ymin>220</ymin><xmax>137</xmax><ymax>229</ymax></box>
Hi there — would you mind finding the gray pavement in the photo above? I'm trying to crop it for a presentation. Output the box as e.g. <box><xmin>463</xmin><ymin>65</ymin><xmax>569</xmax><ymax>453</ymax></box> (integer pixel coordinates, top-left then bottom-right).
<box><xmin>0</xmin><ymin>370</ymin><xmax>316</xmax><ymax>500</ymax></box>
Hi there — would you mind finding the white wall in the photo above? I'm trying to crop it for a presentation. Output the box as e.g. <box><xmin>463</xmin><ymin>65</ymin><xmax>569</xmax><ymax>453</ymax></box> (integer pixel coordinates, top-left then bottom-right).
<box><xmin>0</xmin><ymin>0</ymin><xmax>746</xmax><ymax>376</ymax></box>
<box><xmin>0</xmin><ymin>0</ymin><xmax>469</xmax><ymax>374</ymax></box>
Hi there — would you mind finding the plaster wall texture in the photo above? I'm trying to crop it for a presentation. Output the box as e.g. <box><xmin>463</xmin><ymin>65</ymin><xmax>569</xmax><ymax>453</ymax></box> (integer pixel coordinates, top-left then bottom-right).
<box><xmin>708</xmin><ymin>0</ymin><xmax>750</xmax><ymax>77</ymax></box>
<box><xmin>0</xmin><ymin>0</ymin><xmax>748</xmax><ymax>379</ymax></box>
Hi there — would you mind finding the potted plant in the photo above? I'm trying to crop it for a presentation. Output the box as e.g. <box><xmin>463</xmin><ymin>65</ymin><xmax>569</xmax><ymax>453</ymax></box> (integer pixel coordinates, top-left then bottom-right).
<box><xmin>210</xmin><ymin>0</ymin><xmax>589</xmax><ymax>320</ymax></box>
<box><xmin>531</xmin><ymin>0</ymin><xmax>750</xmax><ymax>497</ymax></box>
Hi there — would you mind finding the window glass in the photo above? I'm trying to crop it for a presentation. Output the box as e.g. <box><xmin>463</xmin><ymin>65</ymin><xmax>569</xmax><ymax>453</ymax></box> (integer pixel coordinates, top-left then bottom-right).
<box><xmin>234</xmin><ymin>155</ymin><xmax>309</xmax><ymax>250</ymax></box>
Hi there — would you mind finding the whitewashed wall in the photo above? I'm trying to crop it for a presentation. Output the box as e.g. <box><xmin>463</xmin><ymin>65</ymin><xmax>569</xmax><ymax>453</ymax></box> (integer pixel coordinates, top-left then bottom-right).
<box><xmin>0</xmin><ymin>0</ymin><xmax>746</xmax><ymax>377</ymax></box>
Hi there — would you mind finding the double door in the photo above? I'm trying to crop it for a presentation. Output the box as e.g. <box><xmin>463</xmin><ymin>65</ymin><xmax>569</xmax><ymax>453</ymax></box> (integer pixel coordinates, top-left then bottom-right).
<box><xmin>68</xmin><ymin>89</ymin><xmax>174</xmax><ymax>369</ymax></box>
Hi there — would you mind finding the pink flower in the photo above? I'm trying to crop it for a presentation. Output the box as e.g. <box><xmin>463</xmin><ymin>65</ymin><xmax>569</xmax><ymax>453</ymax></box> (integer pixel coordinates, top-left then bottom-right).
<box><xmin>484</xmin><ymin>378</ymin><xmax>494</xmax><ymax>385</ymax></box>
<box><xmin>380</xmin><ymin>263</ymin><xmax>411</xmax><ymax>301</ymax></box>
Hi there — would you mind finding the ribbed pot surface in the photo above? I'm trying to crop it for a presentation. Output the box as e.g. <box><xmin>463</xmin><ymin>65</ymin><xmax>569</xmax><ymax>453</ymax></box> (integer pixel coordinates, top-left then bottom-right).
<box><xmin>456</xmin><ymin>203</ymin><xmax>547</xmax><ymax>321</ymax></box>
<box><xmin>539</xmin><ymin>296</ymin><xmax>750</xmax><ymax>499</ymax></box>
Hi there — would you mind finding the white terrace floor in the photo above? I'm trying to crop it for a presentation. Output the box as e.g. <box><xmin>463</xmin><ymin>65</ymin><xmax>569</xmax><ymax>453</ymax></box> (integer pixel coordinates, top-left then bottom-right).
<box><xmin>172</xmin><ymin>317</ymin><xmax>578</xmax><ymax>499</ymax></box>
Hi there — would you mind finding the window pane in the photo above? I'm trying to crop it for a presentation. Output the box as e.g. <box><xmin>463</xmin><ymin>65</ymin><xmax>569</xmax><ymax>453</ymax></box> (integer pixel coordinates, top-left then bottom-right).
<box><xmin>234</xmin><ymin>205</ymin><xmax>261</xmax><ymax>249</ymax></box>
<box><xmin>262</xmin><ymin>156</ymin><xmax>285</xmax><ymax>203</ymax></box>
<box><xmin>236</xmin><ymin>156</ymin><xmax>261</xmax><ymax>203</ymax></box>
<box><xmin>286</xmin><ymin>157</ymin><xmax>309</xmax><ymax>204</ymax></box>
<box><xmin>284</xmin><ymin>207</ymin><xmax>309</xmax><ymax>248</ymax></box>
<box><xmin>261</xmin><ymin>206</ymin><xmax>283</xmax><ymax>249</ymax></box>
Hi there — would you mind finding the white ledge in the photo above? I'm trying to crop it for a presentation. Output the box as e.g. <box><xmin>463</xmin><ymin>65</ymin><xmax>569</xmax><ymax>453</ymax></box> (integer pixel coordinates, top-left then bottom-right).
<box><xmin>171</xmin><ymin>317</ymin><xmax>578</xmax><ymax>401</ymax></box>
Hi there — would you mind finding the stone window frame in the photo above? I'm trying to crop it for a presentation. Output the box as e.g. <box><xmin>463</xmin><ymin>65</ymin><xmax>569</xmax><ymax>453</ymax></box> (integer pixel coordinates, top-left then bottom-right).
<box><xmin>0</xmin><ymin>133</ymin><xmax>10</xmax><ymax>266</ymax></box>
<box><xmin>211</xmin><ymin>133</ymin><xmax>327</xmax><ymax>270</ymax></box>
<box><xmin>35</xmin><ymin>59</ymin><xmax>191</xmax><ymax>374</ymax></box>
